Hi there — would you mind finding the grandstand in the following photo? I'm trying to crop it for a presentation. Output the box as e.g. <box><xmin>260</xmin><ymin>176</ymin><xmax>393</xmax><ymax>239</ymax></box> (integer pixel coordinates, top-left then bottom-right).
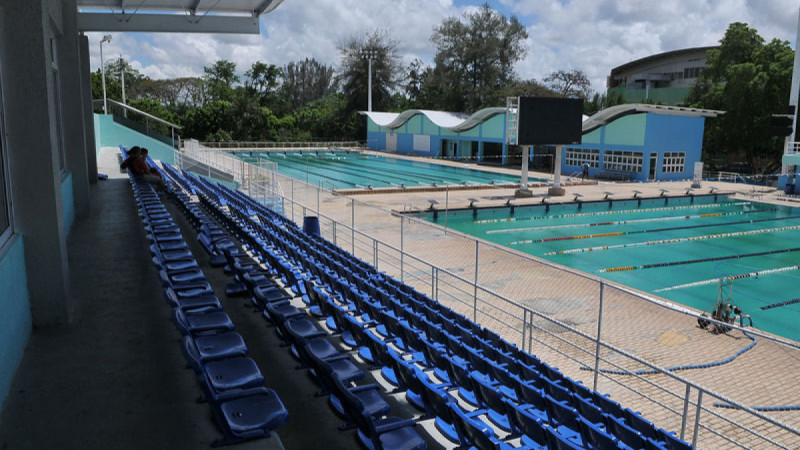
<box><xmin>2</xmin><ymin>1</ymin><xmax>800</xmax><ymax>449</ymax></box>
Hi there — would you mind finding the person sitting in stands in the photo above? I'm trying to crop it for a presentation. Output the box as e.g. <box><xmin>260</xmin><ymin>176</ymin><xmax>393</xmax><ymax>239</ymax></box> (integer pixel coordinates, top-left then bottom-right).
<box><xmin>138</xmin><ymin>148</ymin><xmax>166</xmax><ymax>188</ymax></box>
<box><xmin>120</xmin><ymin>146</ymin><xmax>142</xmax><ymax>171</ymax></box>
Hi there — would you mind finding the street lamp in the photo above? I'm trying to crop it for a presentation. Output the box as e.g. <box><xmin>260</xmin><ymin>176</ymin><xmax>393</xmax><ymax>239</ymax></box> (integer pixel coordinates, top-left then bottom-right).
<box><xmin>119</xmin><ymin>54</ymin><xmax>127</xmax><ymax>117</ymax></box>
<box><xmin>360</xmin><ymin>49</ymin><xmax>378</xmax><ymax>111</ymax></box>
<box><xmin>100</xmin><ymin>34</ymin><xmax>112</xmax><ymax>114</ymax></box>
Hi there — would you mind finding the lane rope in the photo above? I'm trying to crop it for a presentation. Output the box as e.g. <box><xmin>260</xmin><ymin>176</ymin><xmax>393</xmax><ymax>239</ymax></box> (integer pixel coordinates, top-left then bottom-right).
<box><xmin>486</xmin><ymin>208</ymin><xmax>776</xmax><ymax>235</ymax></box>
<box><xmin>542</xmin><ymin>224</ymin><xmax>800</xmax><ymax>256</ymax></box>
<box><xmin>473</xmin><ymin>200</ymin><xmax>746</xmax><ymax>225</ymax></box>
<box><xmin>591</xmin><ymin>247</ymin><xmax>800</xmax><ymax>272</ymax></box>
<box><xmin>654</xmin><ymin>265</ymin><xmax>800</xmax><ymax>292</ymax></box>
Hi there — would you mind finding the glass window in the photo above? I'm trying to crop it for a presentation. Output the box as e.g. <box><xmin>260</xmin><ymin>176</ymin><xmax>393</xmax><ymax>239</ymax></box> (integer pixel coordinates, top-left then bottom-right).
<box><xmin>662</xmin><ymin>152</ymin><xmax>686</xmax><ymax>173</ymax></box>
<box><xmin>564</xmin><ymin>148</ymin><xmax>600</xmax><ymax>168</ymax></box>
<box><xmin>603</xmin><ymin>150</ymin><xmax>643</xmax><ymax>173</ymax></box>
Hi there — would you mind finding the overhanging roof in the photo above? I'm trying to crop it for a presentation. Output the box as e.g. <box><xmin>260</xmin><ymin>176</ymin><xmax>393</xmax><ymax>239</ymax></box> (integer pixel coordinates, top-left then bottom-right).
<box><xmin>361</xmin><ymin>108</ymin><xmax>506</xmax><ymax>133</ymax></box>
<box><xmin>609</xmin><ymin>46</ymin><xmax>718</xmax><ymax>77</ymax></box>
<box><xmin>77</xmin><ymin>0</ymin><xmax>284</xmax><ymax>34</ymax></box>
<box><xmin>582</xmin><ymin>103</ymin><xmax>724</xmax><ymax>133</ymax></box>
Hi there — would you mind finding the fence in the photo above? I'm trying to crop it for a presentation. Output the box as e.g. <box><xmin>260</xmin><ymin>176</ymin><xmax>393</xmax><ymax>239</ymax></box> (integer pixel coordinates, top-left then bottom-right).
<box><xmin>198</xmin><ymin>140</ymin><xmax>363</xmax><ymax>150</ymax></box>
<box><xmin>186</xmin><ymin>147</ymin><xmax>800</xmax><ymax>449</ymax></box>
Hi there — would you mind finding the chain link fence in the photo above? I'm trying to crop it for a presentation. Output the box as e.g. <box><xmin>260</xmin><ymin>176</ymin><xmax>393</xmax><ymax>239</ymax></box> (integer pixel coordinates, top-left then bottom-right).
<box><xmin>188</xmin><ymin>147</ymin><xmax>800</xmax><ymax>449</ymax></box>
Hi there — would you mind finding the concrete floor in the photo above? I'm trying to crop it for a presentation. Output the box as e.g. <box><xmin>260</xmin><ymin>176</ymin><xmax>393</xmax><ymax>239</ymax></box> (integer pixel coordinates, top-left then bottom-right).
<box><xmin>0</xmin><ymin>162</ymin><xmax>446</xmax><ymax>449</ymax></box>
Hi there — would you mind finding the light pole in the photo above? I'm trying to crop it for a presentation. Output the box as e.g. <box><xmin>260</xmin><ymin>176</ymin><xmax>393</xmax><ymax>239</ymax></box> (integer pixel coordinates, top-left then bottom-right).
<box><xmin>120</xmin><ymin>54</ymin><xmax>126</xmax><ymax>117</ymax></box>
<box><xmin>360</xmin><ymin>49</ymin><xmax>377</xmax><ymax>111</ymax></box>
<box><xmin>100</xmin><ymin>34</ymin><xmax>112</xmax><ymax>114</ymax></box>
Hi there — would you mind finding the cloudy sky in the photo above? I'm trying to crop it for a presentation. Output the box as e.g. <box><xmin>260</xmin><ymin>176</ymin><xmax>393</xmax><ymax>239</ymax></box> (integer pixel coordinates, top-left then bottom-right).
<box><xmin>87</xmin><ymin>0</ymin><xmax>800</xmax><ymax>97</ymax></box>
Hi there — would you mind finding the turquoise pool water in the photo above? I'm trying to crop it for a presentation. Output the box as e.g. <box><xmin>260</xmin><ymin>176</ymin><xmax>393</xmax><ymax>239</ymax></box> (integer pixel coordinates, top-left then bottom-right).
<box><xmin>237</xmin><ymin>151</ymin><xmax>544</xmax><ymax>189</ymax></box>
<box><xmin>417</xmin><ymin>195</ymin><xmax>800</xmax><ymax>341</ymax></box>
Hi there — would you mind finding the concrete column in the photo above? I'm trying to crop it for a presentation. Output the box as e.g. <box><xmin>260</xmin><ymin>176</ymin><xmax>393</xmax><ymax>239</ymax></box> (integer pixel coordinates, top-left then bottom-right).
<box><xmin>548</xmin><ymin>144</ymin><xmax>566</xmax><ymax>196</ymax></box>
<box><xmin>79</xmin><ymin>35</ymin><xmax>98</xmax><ymax>184</ymax></box>
<box><xmin>0</xmin><ymin>0</ymin><xmax>72</xmax><ymax>326</ymax></box>
<box><xmin>58</xmin><ymin>0</ymin><xmax>90</xmax><ymax>216</ymax></box>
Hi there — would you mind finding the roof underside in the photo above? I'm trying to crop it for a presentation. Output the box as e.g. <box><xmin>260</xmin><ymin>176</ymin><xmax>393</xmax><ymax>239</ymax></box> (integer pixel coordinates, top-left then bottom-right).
<box><xmin>361</xmin><ymin>108</ymin><xmax>506</xmax><ymax>133</ymax></box>
<box><xmin>581</xmin><ymin>104</ymin><xmax>724</xmax><ymax>133</ymax></box>
<box><xmin>363</xmin><ymin>104</ymin><xmax>722</xmax><ymax>137</ymax></box>
<box><xmin>76</xmin><ymin>0</ymin><xmax>284</xmax><ymax>34</ymax></box>
<box><xmin>610</xmin><ymin>46</ymin><xmax>718</xmax><ymax>76</ymax></box>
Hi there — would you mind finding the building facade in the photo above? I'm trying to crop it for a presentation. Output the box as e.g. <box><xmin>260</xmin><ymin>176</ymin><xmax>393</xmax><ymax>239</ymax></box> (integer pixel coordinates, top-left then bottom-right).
<box><xmin>606</xmin><ymin>46</ymin><xmax>717</xmax><ymax>106</ymax></box>
<box><xmin>363</xmin><ymin>104</ymin><xmax>721</xmax><ymax>182</ymax></box>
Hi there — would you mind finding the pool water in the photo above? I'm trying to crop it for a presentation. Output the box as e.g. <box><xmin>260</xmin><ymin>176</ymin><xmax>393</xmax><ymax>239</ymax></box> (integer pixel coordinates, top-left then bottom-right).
<box><xmin>418</xmin><ymin>195</ymin><xmax>800</xmax><ymax>341</ymax></box>
<box><xmin>237</xmin><ymin>151</ymin><xmax>545</xmax><ymax>189</ymax></box>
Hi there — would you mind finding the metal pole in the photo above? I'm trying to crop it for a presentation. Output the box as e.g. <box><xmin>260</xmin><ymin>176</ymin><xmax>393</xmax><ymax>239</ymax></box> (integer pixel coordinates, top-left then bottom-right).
<box><xmin>351</xmin><ymin>198</ymin><xmax>355</xmax><ymax>254</ymax></box>
<box><xmin>431</xmin><ymin>267</ymin><xmax>436</xmax><ymax>298</ymax></box>
<box><xmin>317</xmin><ymin>185</ymin><xmax>320</xmax><ymax>215</ymax></box>
<box><xmin>400</xmin><ymin>215</ymin><xmax>405</xmax><ymax>281</ymax></box>
<box><xmin>473</xmin><ymin>240</ymin><xmax>479</xmax><ymax>322</ymax></box>
<box><xmin>367</xmin><ymin>56</ymin><xmax>373</xmax><ymax>112</ymax></box>
<box><xmin>120</xmin><ymin>55</ymin><xmax>126</xmax><ymax>117</ymax></box>
<box><xmin>692</xmin><ymin>390</ymin><xmax>704</xmax><ymax>447</ymax></box>
<box><xmin>100</xmin><ymin>42</ymin><xmax>107</xmax><ymax>114</ymax></box>
<box><xmin>373</xmin><ymin>240</ymin><xmax>378</xmax><ymax>268</ymax></box>
<box><xmin>333</xmin><ymin>222</ymin><xmax>337</xmax><ymax>246</ymax></box>
<box><xmin>680</xmin><ymin>385</ymin><xmax>691</xmax><ymax>441</ymax></box>
<box><xmin>592</xmin><ymin>282</ymin><xmax>605</xmax><ymax>392</ymax></box>
<box><xmin>291</xmin><ymin>178</ymin><xmax>294</xmax><ymax>222</ymax></box>
<box><xmin>444</xmin><ymin>185</ymin><xmax>449</xmax><ymax>234</ymax></box>
<box><xmin>522</xmin><ymin>309</ymin><xmax>528</xmax><ymax>353</ymax></box>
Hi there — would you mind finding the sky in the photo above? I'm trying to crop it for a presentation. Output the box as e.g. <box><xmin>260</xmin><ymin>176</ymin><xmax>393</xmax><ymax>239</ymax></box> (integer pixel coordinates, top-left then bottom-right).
<box><xmin>87</xmin><ymin>0</ymin><xmax>800</xmax><ymax>100</ymax></box>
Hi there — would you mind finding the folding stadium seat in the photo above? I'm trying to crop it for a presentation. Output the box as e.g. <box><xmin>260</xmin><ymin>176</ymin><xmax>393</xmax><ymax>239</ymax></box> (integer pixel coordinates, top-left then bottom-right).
<box><xmin>471</xmin><ymin>372</ymin><xmax>513</xmax><ymax>432</ymax></box>
<box><xmin>574</xmin><ymin>395</ymin><xmax>608</xmax><ymax>430</ymax></box>
<box><xmin>387</xmin><ymin>351</ymin><xmax>426</xmax><ymax>411</ymax></box>
<box><xmin>501</xmin><ymin>398</ymin><xmax>549</xmax><ymax>450</ymax></box>
<box><xmin>296</xmin><ymin>341</ymin><xmax>364</xmax><ymax>394</ymax></box>
<box><xmin>210</xmin><ymin>387</ymin><xmax>289</xmax><ymax>447</ymax></box>
<box><xmin>166</xmin><ymin>282</ymin><xmax>215</xmax><ymax>301</ymax></box>
<box><xmin>448</xmin><ymin>401</ymin><xmax>524</xmax><ymax>450</ymax></box>
<box><xmin>252</xmin><ymin>284</ymin><xmax>292</xmax><ymax>310</ymax></box>
<box><xmin>159</xmin><ymin>267</ymin><xmax>206</xmax><ymax>287</ymax></box>
<box><xmin>542</xmin><ymin>377</ymin><xmax>575</xmax><ymax>407</ymax></box>
<box><xmin>262</xmin><ymin>300</ymin><xmax>306</xmax><ymax>327</ymax></box>
<box><xmin>544</xmin><ymin>395</ymin><xmax>585</xmax><ymax>447</ymax></box>
<box><xmin>173</xmin><ymin>308</ymin><xmax>235</xmax><ymax>337</ymax></box>
<box><xmin>341</xmin><ymin>387</ymin><xmax>427</xmax><ymax>450</ymax></box>
<box><xmin>182</xmin><ymin>332</ymin><xmax>248</xmax><ymax>373</ymax></box>
<box><xmin>200</xmin><ymin>357</ymin><xmax>265</xmax><ymax>403</ymax></box>
<box><xmin>591</xmin><ymin>392</ymin><xmax>627</xmax><ymax>424</ymax></box>
<box><xmin>164</xmin><ymin>288</ymin><xmax>222</xmax><ymax>314</ymax></box>
<box><xmin>607</xmin><ymin>415</ymin><xmax>649</xmax><ymax>450</ymax></box>
<box><xmin>577</xmin><ymin>416</ymin><xmax>622</xmax><ymax>450</ymax></box>
<box><xmin>443</xmin><ymin>353</ymin><xmax>481</xmax><ymax>408</ymax></box>
<box><xmin>545</xmin><ymin>425</ymin><xmax>584</xmax><ymax>450</ymax></box>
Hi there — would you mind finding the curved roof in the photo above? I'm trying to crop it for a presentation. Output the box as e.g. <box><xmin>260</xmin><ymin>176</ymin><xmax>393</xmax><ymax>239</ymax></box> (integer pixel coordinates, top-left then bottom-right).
<box><xmin>361</xmin><ymin>108</ymin><xmax>506</xmax><ymax>133</ymax></box>
<box><xmin>610</xmin><ymin>46</ymin><xmax>718</xmax><ymax>77</ymax></box>
<box><xmin>582</xmin><ymin>104</ymin><xmax>723</xmax><ymax>133</ymax></box>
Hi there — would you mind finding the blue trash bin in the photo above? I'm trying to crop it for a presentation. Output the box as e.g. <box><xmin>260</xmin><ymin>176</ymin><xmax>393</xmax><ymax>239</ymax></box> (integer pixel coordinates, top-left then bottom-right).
<box><xmin>302</xmin><ymin>216</ymin><xmax>320</xmax><ymax>236</ymax></box>
<box><xmin>786</xmin><ymin>183</ymin><xmax>795</xmax><ymax>195</ymax></box>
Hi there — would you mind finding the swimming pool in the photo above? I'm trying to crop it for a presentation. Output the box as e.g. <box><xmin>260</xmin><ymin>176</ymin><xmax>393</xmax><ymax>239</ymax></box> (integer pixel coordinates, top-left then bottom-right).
<box><xmin>417</xmin><ymin>194</ymin><xmax>800</xmax><ymax>341</ymax></box>
<box><xmin>236</xmin><ymin>151</ymin><xmax>545</xmax><ymax>189</ymax></box>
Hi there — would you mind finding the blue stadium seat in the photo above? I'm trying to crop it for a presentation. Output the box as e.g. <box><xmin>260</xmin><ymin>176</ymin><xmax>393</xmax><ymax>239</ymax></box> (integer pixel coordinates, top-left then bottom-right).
<box><xmin>211</xmin><ymin>387</ymin><xmax>289</xmax><ymax>447</ymax></box>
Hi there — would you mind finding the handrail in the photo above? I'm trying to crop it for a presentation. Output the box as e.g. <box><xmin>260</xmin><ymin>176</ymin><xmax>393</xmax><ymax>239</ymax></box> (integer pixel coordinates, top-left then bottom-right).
<box><xmin>93</xmin><ymin>98</ymin><xmax>182</xmax><ymax>130</ymax></box>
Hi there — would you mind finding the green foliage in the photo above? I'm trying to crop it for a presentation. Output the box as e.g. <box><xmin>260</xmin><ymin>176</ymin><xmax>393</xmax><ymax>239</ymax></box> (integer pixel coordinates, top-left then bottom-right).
<box><xmin>584</xmin><ymin>91</ymin><xmax>626</xmax><ymax>116</ymax></box>
<box><xmin>688</xmin><ymin>22</ymin><xmax>794</xmax><ymax>171</ymax></box>
<box><xmin>281</xmin><ymin>58</ymin><xmax>336</xmax><ymax>112</ymax></box>
<box><xmin>337</xmin><ymin>29</ymin><xmax>403</xmax><ymax>112</ymax></box>
<box><xmin>426</xmin><ymin>3</ymin><xmax>528</xmax><ymax>111</ymax></box>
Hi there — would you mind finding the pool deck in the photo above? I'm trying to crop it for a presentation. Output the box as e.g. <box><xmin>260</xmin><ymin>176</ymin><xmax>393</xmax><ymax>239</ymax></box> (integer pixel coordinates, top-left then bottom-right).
<box><xmin>279</xmin><ymin>167</ymin><xmax>800</xmax><ymax>449</ymax></box>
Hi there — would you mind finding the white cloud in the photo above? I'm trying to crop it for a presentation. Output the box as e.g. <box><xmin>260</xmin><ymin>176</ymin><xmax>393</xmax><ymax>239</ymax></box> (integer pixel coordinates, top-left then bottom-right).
<box><xmin>87</xmin><ymin>0</ymin><xmax>800</xmax><ymax>98</ymax></box>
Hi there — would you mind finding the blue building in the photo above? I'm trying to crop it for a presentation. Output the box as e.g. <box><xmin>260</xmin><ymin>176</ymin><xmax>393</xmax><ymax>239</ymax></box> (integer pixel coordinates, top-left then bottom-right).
<box><xmin>362</xmin><ymin>104</ymin><xmax>721</xmax><ymax>182</ymax></box>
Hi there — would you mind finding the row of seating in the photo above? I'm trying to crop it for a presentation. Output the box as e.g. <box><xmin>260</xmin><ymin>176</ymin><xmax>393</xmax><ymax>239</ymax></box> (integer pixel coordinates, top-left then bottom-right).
<box><xmin>159</xmin><ymin>162</ymin><xmax>430</xmax><ymax>449</ymax></box>
<box><xmin>122</xmin><ymin>151</ymin><xmax>289</xmax><ymax>447</ymax></box>
<box><xmin>160</xmin><ymin>162</ymin><xmax>691</xmax><ymax>450</ymax></box>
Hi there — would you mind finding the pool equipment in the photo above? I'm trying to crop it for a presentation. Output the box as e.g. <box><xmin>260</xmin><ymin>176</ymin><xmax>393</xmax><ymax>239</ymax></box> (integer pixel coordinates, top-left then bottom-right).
<box><xmin>697</xmin><ymin>279</ymin><xmax>753</xmax><ymax>333</ymax></box>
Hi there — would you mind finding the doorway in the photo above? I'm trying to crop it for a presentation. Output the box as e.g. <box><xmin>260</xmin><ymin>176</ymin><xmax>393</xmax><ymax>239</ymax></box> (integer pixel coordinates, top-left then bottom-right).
<box><xmin>649</xmin><ymin>154</ymin><xmax>657</xmax><ymax>180</ymax></box>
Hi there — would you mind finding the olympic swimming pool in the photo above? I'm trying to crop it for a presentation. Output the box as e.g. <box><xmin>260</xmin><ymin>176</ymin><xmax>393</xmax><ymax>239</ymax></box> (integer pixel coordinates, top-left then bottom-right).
<box><xmin>237</xmin><ymin>151</ymin><xmax>545</xmax><ymax>189</ymax></box>
<box><xmin>417</xmin><ymin>194</ymin><xmax>800</xmax><ymax>341</ymax></box>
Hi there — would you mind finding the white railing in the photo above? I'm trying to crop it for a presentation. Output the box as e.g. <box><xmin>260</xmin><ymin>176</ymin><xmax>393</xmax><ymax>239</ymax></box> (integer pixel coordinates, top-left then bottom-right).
<box><xmin>93</xmin><ymin>98</ymin><xmax>181</xmax><ymax>148</ymax></box>
<box><xmin>198</xmin><ymin>140</ymin><xmax>364</xmax><ymax>151</ymax></box>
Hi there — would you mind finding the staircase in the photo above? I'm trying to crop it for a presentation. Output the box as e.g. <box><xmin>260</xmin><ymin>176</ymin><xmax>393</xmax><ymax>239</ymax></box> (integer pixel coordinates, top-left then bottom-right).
<box><xmin>505</xmin><ymin>96</ymin><xmax>519</xmax><ymax>145</ymax></box>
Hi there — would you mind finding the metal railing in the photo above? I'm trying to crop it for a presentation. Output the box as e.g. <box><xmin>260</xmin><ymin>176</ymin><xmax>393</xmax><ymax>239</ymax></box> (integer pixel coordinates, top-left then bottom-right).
<box><xmin>198</xmin><ymin>140</ymin><xmax>364</xmax><ymax>150</ymax></box>
<box><xmin>93</xmin><ymin>98</ymin><xmax>181</xmax><ymax>148</ymax></box>
<box><xmin>271</xmin><ymin>175</ymin><xmax>800</xmax><ymax>449</ymax></box>
<box><xmin>173</xmin><ymin>148</ymin><xmax>800</xmax><ymax>449</ymax></box>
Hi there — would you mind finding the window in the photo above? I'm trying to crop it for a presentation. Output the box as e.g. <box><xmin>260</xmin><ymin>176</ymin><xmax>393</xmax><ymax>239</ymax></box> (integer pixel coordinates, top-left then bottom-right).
<box><xmin>683</xmin><ymin>67</ymin><xmax>704</xmax><ymax>79</ymax></box>
<box><xmin>662</xmin><ymin>152</ymin><xmax>686</xmax><ymax>173</ymax></box>
<box><xmin>565</xmin><ymin>148</ymin><xmax>600</xmax><ymax>168</ymax></box>
<box><xmin>603</xmin><ymin>150</ymin><xmax>643</xmax><ymax>173</ymax></box>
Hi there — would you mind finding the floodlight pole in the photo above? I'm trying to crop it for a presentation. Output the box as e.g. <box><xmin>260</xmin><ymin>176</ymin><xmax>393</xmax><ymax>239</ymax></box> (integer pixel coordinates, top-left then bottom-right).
<box><xmin>361</xmin><ymin>49</ymin><xmax>377</xmax><ymax>112</ymax></box>
<box><xmin>100</xmin><ymin>34</ymin><xmax>112</xmax><ymax>114</ymax></box>
<box><xmin>120</xmin><ymin>55</ymin><xmax>127</xmax><ymax>118</ymax></box>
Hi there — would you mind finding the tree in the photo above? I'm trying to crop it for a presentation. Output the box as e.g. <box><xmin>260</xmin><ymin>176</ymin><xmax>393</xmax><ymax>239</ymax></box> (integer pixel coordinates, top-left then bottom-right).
<box><xmin>688</xmin><ymin>22</ymin><xmax>794</xmax><ymax>171</ymax></box>
<box><xmin>544</xmin><ymin>69</ymin><xmax>592</xmax><ymax>99</ymax></box>
<box><xmin>282</xmin><ymin>58</ymin><xmax>336</xmax><ymax>111</ymax></box>
<box><xmin>584</xmin><ymin>91</ymin><xmax>626</xmax><ymax>116</ymax></box>
<box><xmin>337</xmin><ymin>28</ymin><xmax>403</xmax><ymax>113</ymax></box>
<box><xmin>244</xmin><ymin>61</ymin><xmax>282</xmax><ymax>106</ymax></box>
<box><xmin>204</xmin><ymin>60</ymin><xmax>239</xmax><ymax>102</ymax></box>
<box><xmin>428</xmin><ymin>3</ymin><xmax>528</xmax><ymax>111</ymax></box>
